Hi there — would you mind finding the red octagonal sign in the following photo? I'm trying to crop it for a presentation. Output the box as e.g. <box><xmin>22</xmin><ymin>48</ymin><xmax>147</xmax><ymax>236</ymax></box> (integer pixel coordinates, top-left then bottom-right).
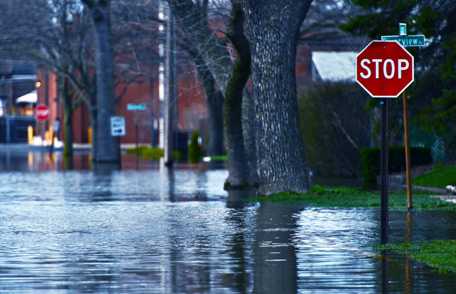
<box><xmin>356</xmin><ymin>40</ymin><xmax>414</xmax><ymax>98</ymax></box>
<box><xmin>35</xmin><ymin>104</ymin><xmax>49</xmax><ymax>122</ymax></box>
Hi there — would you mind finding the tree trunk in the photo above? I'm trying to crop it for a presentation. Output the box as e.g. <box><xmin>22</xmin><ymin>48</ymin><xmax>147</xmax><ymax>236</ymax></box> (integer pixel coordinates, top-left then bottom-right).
<box><xmin>164</xmin><ymin>6</ymin><xmax>177</xmax><ymax>166</ymax></box>
<box><xmin>192</xmin><ymin>53</ymin><xmax>224</xmax><ymax>157</ymax></box>
<box><xmin>244</xmin><ymin>0</ymin><xmax>312</xmax><ymax>194</ymax></box>
<box><xmin>224</xmin><ymin>59</ymin><xmax>250</xmax><ymax>188</ymax></box>
<box><xmin>61</xmin><ymin>75</ymin><xmax>73</xmax><ymax>159</ymax></box>
<box><xmin>242</xmin><ymin>89</ymin><xmax>258</xmax><ymax>185</ymax></box>
<box><xmin>223</xmin><ymin>1</ymin><xmax>251</xmax><ymax>188</ymax></box>
<box><xmin>85</xmin><ymin>0</ymin><xmax>120</xmax><ymax>163</ymax></box>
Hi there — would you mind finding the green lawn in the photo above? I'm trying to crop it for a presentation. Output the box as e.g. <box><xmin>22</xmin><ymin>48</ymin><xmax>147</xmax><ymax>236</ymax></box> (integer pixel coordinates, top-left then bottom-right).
<box><xmin>251</xmin><ymin>185</ymin><xmax>456</xmax><ymax>211</ymax></box>
<box><xmin>414</xmin><ymin>165</ymin><xmax>456</xmax><ymax>188</ymax></box>
<box><xmin>210</xmin><ymin>155</ymin><xmax>228</xmax><ymax>162</ymax></box>
<box><xmin>380</xmin><ymin>240</ymin><xmax>456</xmax><ymax>273</ymax></box>
<box><xmin>126</xmin><ymin>146</ymin><xmax>164</xmax><ymax>160</ymax></box>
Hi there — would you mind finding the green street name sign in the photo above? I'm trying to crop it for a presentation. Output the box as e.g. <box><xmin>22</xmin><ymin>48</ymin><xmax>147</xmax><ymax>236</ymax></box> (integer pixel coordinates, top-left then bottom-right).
<box><xmin>127</xmin><ymin>103</ymin><xmax>147</xmax><ymax>111</ymax></box>
<box><xmin>381</xmin><ymin>35</ymin><xmax>426</xmax><ymax>47</ymax></box>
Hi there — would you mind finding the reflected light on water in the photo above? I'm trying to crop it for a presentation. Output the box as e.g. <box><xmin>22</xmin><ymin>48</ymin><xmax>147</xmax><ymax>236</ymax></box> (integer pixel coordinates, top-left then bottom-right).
<box><xmin>0</xmin><ymin>149</ymin><xmax>455</xmax><ymax>292</ymax></box>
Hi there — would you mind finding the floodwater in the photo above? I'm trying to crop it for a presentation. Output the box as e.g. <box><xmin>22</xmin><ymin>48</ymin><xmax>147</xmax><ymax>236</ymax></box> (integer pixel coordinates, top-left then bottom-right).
<box><xmin>0</xmin><ymin>146</ymin><xmax>456</xmax><ymax>293</ymax></box>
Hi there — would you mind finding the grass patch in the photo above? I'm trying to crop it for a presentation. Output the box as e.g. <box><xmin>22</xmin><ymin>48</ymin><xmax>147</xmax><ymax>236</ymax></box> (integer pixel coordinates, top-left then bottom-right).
<box><xmin>250</xmin><ymin>185</ymin><xmax>456</xmax><ymax>210</ymax></box>
<box><xmin>414</xmin><ymin>165</ymin><xmax>456</xmax><ymax>188</ymax></box>
<box><xmin>210</xmin><ymin>155</ymin><xmax>228</xmax><ymax>162</ymax></box>
<box><xmin>380</xmin><ymin>240</ymin><xmax>456</xmax><ymax>273</ymax></box>
<box><xmin>127</xmin><ymin>146</ymin><xmax>183</xmax><ymax>161</ymax></box>
<box><xmin>126</xmin><ymin>146</ymin><xmax>164</xmax><ymax>161</ymax></box>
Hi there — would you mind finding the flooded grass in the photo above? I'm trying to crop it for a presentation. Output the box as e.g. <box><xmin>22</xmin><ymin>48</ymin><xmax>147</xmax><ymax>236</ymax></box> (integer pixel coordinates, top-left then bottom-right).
<box><xmin>414</xmin><ymin>164</ymin><xmax>456</xmax><ymax>188</ymax></box>
<box><xmin>252</xmin><ymin>185</ymin><xmax>456</xmax><ymax>211</ymax></box>
<box><xmin>380</xmin><ymin>240</ymin><xmax>456</xmax><ymax>273</ymax></box>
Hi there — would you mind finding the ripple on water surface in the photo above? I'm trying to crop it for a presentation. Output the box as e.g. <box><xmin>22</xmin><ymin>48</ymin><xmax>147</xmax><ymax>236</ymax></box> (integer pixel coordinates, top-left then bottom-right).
<box><xmin>0</xmin><ymin>167</ymin><xmax>455</xmax><ymax>292</ymax></box>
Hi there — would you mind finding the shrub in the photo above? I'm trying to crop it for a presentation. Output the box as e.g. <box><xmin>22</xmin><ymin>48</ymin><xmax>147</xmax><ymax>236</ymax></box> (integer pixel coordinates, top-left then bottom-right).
<box><xmin>298</xmin><ymin>83</ymin><xmax>371</xmax><ymax>177</ymax></box>
<box><xmin>188</xmin><ymin>131</ymin><xmax>203</xmax><ymax>164</ymax></box>
<box><xmin>361</xmin><ymin>146</ymin><xmax>433</xmax><ymax>189</ymax></box>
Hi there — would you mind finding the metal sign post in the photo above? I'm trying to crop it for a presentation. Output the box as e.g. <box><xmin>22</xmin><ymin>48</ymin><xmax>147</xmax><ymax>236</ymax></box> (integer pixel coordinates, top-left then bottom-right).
<box><xmin>127</xmin><ymin>103</ymin><xmax>147</xmax><ymax>166</ymax></box>
<box><xmin>381</xmin><ymin>23</ymin><xmax>428</xmax><ymax>210</ymax></box>
<box><xmin>380</xmin><ymin>99</ymin><xmax>389</xmax><ymax>244</ymax></box>
<box><xmin>356</xmin><ymin>37</ymin><xmax>416</xmax><ymax>244</ymax></box>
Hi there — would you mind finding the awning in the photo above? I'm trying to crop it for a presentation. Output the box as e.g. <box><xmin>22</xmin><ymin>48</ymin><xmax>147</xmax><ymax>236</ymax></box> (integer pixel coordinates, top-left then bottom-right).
<box><xmin>16</xmin><ymin>90</ymin><xmax>37</xmax><ymax>104</ymax></box>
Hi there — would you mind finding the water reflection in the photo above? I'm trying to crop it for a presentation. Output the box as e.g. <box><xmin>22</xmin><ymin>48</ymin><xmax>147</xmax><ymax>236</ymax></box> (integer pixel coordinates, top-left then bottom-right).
<box><xmin>1</xmin><ymin>149</ymin><xmax>456</xmax><ymax>292</ymax></box>
<box><xmin>253</xmin><ymin>203</ymin><xmax>303</xmax><ymax>293</ymax></box>
<box><xmin>377</xmin><ymin>210</ymin><xmax>456</xmax><ymax>293</ymax></box>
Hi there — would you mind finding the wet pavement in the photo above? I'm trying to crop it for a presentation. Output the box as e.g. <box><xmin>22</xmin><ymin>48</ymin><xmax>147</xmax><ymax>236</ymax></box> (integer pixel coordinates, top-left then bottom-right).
<box><xmin>0</xmin><ymin>147</ymin><xmax>456</xmax><ymax>293</ymax></box>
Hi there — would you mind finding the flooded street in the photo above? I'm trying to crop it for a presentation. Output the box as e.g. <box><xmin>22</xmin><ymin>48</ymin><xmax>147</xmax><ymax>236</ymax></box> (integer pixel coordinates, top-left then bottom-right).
<box><xmin>0</xmin><ymin>147</ymin><xmax>456</xmax><ymax>293</ymax></box>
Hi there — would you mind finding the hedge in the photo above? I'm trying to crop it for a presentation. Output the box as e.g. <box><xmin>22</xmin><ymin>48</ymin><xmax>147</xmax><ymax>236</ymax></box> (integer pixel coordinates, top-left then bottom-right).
<box><xmin>361</xmin><ymin>146</ymin><xmax>432</xmax><ymax>189</ymax></box>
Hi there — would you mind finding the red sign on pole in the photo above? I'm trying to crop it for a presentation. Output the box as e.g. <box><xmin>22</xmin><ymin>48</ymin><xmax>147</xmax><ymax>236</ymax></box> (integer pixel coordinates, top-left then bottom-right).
<box><xmin>356</xmin><ymin>40</ymin><xmax>414</xmax><ymax>98</ymax></box>
<box><xmin>35</xmin><ymin>104</ymin><xmax>49</xmax><ymax>122</ymax></box>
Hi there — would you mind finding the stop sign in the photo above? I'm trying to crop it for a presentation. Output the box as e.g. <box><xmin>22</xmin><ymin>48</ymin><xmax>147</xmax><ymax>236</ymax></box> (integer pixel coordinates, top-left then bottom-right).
<box><xmin>356</xmin><ymin>40</ymin><xmax>414</xmax><ymax>97</ymax></box>
<box><xmin>35</xmin><ymin>104</ymin><xmax>49</xmax><ymax>122</ymax></box>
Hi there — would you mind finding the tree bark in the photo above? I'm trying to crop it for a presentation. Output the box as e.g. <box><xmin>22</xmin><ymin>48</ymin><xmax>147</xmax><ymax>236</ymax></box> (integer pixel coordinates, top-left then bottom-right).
<box><xmin>223</xmin><ymin>1</ymin><xmax>251</xmax><ymax>188</ymax></box>
<box><xmin>83</xmin><ymin>0</ymin><xmax>120</xmax><ymax>164</ymax></box>
<box><xmin>244</xmin><ymin>0</ymin><xmax>312</xmax><ymax>194</ymax></box>
<box><xmin>242</xmin><ymin>89</ymin><xmax>258</xmax><ymax>185</ymax></box>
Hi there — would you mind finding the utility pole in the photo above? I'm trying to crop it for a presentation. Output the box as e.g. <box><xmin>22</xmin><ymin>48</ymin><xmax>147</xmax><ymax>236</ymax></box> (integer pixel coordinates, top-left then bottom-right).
<box><xmin>164</xmin><ymin>4</ymin><xmax>177</xmax><ymax>167</ymax></box>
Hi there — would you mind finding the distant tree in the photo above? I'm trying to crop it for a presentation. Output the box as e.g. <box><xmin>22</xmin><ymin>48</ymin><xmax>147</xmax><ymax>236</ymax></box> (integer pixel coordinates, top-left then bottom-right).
<box><xmin>0</xmin><ymin>0</ymin><xmax>159</xmax><ymax>161</ymax></box>
<box><xmin>81</xmin><ymin>0</ymin><xmax>120</xmax><ymax>164</ymax></box>
<box><xmin>0</xmin><ymin>0</ymin><xmax>93</xmax><ymax>159</ymax></box>
<box><xmin>168</xmin><ymin>0</ymin><xmax>257</xmax><ymax>187</ymax></box>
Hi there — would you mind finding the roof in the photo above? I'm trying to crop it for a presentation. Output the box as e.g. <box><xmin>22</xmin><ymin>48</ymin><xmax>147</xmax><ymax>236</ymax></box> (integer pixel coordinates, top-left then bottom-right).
<box><xmin>16</xmin><ymin>90</ymin><xmax>37</xmax><ymax>104</ymax></box>
<box><xmin>312</xmin><ymin>51</ymin><xmax>357</xmax><ymax>82</ymax></box>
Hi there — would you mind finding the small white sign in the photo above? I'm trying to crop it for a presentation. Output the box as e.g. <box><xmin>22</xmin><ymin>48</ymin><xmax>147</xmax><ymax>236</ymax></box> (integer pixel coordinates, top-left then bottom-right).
<box><xmin>111</xmin><ymin>116</ymin><xmax>126</xmax><ymax>137</ymax></box>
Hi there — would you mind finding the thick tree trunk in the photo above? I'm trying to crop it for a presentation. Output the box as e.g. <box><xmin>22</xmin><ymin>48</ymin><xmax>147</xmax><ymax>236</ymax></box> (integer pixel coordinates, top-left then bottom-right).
<box><xmin>244</xmin><ymin>0</ymin><xmax>312</xmax><ymax>194</ymax></box>
<box><xmin>85</xmin><ymin>0</ymin><xmax>120</xmax><ymax>163</ymax></box>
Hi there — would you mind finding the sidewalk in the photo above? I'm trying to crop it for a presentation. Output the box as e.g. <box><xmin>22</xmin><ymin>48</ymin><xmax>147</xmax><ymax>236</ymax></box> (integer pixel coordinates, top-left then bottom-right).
<box><xmin>0</xmin><ymin>143</ymin><xmax>149</xmax><ymax>152</ymax></box>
